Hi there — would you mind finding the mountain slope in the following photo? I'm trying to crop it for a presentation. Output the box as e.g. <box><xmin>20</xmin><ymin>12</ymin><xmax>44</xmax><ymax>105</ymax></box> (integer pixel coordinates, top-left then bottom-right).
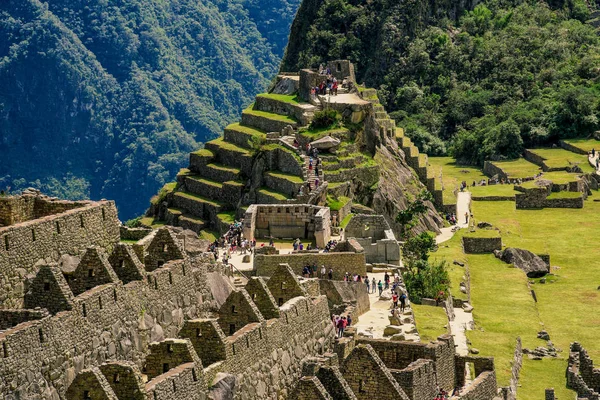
<box><xmin>0</xmin><ymin>0</ymin><xmax>299</xmax><ymax>219</ymax></box>
<box><xmin>281</xmin><ymin>0</ymin><xmax>600</xmax><ymax>164</ymax></box>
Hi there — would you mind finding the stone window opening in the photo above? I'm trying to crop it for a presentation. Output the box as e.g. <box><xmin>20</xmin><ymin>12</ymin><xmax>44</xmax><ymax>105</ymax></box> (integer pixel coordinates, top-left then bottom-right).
<box><xmin>246</xmin><ymin>336</ymin><xmax>250</xmax><ymax>348</ymax></box>
<box><xmin>172</xmin><ymin>380</ymin><xmax>176</xmax><ymax>392</ymax></box>
<box><xmin>162</xmin><ymin>363</ymin><xmax>169</xmax><ymax>373</ymax></box>
<box><xmin>88</xmin><ymin>269</ymin><xmax>95</xmax><ymax>278</ymax></box>
<box><xmin>113</xmin><ymin>373</ymin><xmax>120</xmax><ymax>383</ymax></box>
<box><xmin>259</xmin><ymin>328</ymin><xmax>262</xmax><ymax>339</ymax></box>
<box><xmin>167</xmin><ymin>344</ymin><xmax>173</xmax><ymax>353</ymax></box>
<box><xmin>251</xmin><ymin>293</ymin><xmax>256</xmax><ymax>301</ymax></box>
<box><xmin>153</xmin><ymin>392</ymin><xmax>157</xmax><ymax>400</ymax></box>
<box><xmin>157</xmin><ymin>260</ymin><xmax>165</xmax><ymax>268</ymax></box>
<box><xmin>80</xmin><ymin>215</ymin><xmax>85</xmax><ymax>228</ymax></box>
<box><xmin>281</xmin><ymin>282</ymin><xmax>286</xmax><ymax>290</ymax></box>
<box><xmin>163</xmin><ymin>244</ymin><xmax>168</xmax><ymax>252</ymax></box>
<box><xmin>278</xmin><ymin>298</ymin><xmax>284</xmax><ymax>306</ymax></box>
<box><xmin>31</xmin><ymin>229</ymin><xmax>36</xmax><ymax>242</ymax></box>
<box><xmin>102</xmin><ymin>208</ymin><xmax>106</xmax><ymax>221</ymax></box>
<box><xmin>82</xmin><ymin>304</ymin><xmax>87</xmax><ymax>317</ymax></box>
<box><xmin>83</xmin><ymin>390</ymin><xmax>90</xmax><ymax>399</ymax></box>
<box><xmin>359</xmin><ymin>379</ymin><xmax>366</xmax><ymax>393</ymax></box>
<box><xmin>196</xmin><ymin>328</ymin><xmax>202</xmax><ymax>337</ymax></box>
<box><xmin>118</xmin><ymin>259</ymin><xmax>124</xmax><ymax>268</ymax></box>
<box><xmin>231</xmin><ymin>305</ymin><xmax>237</xmax><ymax>314</ymax></box>
<box><xmin>98</xmin><ymin>297</ymin><xmax>103</xmax><ymax>310</ymax></box>
<box><xmin>2</xmin><ymin>342</ymin><xmax>7</xmax><ymax>358</ymax></box>
<box><xmin>113</xmin><ymin>288</ymin><xmax>117</xmax><ymax>302</ymax></box>
<box><xmin>182</xmin><ymin>265</ymin><xmax>186</xmax><ymax>276</ymax></box>
<box><xmin>154</xmin><ymin>277</ymin><xmax>158</xmax><ymax>290</ymax></box>
<box><xmin>229</xmin><ymin>324</ymin><xmax>236</xmax><ymax>335</ymax></box>
<box><xmin>43</xmin><ymin>282</ymin><xmax>50</xmax><ymax>291</ymax></box>
<box><xmin>56</xmin><ymin>221</ymin><xmax>61</xmax><ymax>234</ymax></box>
<box><xmin>4</xmin><ymin>235</ymin><xmax>8</xmax><ymax>251</ymax></box>
<box><xmin>38</xmin><ymin>328</ymin><xmax>44</xmax><ymax>343</ymax></box>
<box><xmin>168</xmin><ymin>271</ymin><xmax>173</xmax><ymax>284</ymax></box>
<box><xmin>192</xmin><ymin>368</ymin><xmax>198</xmax><ymax>382</ymax></box>
<box><xmin>232</xmin><ymin>343</ymin><xmax>236</xmax><ymax>355</ymax></box>
<box><xmin>337</xmin><ymin>63</ymin><xmax>342</xmax><ymax>72</ymax></box>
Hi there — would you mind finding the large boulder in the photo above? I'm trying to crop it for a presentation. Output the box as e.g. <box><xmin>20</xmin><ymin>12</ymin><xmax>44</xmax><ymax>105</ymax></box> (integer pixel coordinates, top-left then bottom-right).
<box><xmin>310</xmin><ymin>135</ymin><xmax>340</xmax><ymax>151</ymax></box>
<box><xmin>496</xmin><ymin>247</ymin><xmax>549</xmax><ymax>278</ymax></box>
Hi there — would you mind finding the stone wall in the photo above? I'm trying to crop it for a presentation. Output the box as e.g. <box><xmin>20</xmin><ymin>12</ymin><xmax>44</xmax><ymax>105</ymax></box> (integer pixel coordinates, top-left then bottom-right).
<box><xmin>459</xmin><ymin>371</ymin><xmax>497</xmax><ymax>400</ymax></box>
<box><xmin>0</xmin><ymin>253</ymin><xmax>214</xmax><ymax>399</ymax></box>
<box><xmin>483</xmin><ymin>161</ymin><xmax>508</xmax><ymax>180</ymax></box>
<box><xmin>0</xmin><ymin>199</ymin><xmax>120</xmax><ymax>308</ymax></box>
<box><xmin>560</xmin><ymin>140</ymin><xmax>589</xmax><ymax>155</ymax></box>
<box><xmin>319</xmin><ymin>280</ymin><xmax>370</xmax><ymax>318</ymax></box>
<box><xmin>344</xmin><ymin>214</ymin><xmax>400</xmax><ymax>265</ymax></box>
<box><xmin>523</xmin><ymin>149</ymin><xmax>548</xmax><ymax>170</ymax></box>
<box><xmin>567</xmin><ymin>342</ymin><xmax>600</xmax><ymax>400</ymax></box>
<box><xmin>515</xmin><ymin>187</ymin><xmax>584</xmax><ymax>209</ymax></box>
<box><xmin>0</xmin><ymin>308</ymin><xmax>48</xmax><ymax>330</ymax></box>
<box><xmin>462</xmin><ymin>236</ymin><xmax>502</xmax><ymax>254</ymax></box>
<box><xmin>505</xmin><ymin>337</ymin><xmax>523</xmax><ymax>400</ymax></box>
<box><xmin>254</xmin><ymin>252</ymin><xmax>367</xmax><ymax>279</ymax></box>
<box><xmin>326</xmin><ymin>60</ymin><xmax>356</xmax><ymax>82</ymax></box>
<box><xmin>255</xmin><ymin>95</ymin><xmax>313</xmax><ymax>125</ymax></box>
<box><xmin>243</xmin><ymin>204</ymin><xmax>331</xmax><ymax>248</ymax></box>
<box><xmin>0</xmin><ymin>193</ymin><xmax>89</xmax><ymax>227</ymax></box>
<box><xmin>356</xmin><ymin>335</ymin><xmax>456</xmax><ymax>391</ymax></box>
<box><xmin>391</xmin><ymin>359</ymin><xmax>437</xmax><ymax>400</ymax></box>
<box><xmin>299</xmin><ymin>69</ymin><xmax>321</xmax><ymax>102</ymax></box>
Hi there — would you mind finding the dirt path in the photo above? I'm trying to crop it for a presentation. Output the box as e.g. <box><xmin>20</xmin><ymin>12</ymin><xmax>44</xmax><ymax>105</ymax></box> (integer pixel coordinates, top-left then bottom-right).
<box><xmin>436</xmin><ymin>191</ymin><xmax>471</xmax><ymax>244</ymax></box>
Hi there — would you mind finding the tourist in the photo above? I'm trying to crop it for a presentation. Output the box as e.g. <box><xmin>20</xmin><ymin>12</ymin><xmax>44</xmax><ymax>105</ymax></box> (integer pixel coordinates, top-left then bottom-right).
<box><xmin>372</xmin><ymin>280</ymin><xmax>377</xmax><ymax>294</ymax></box>
<box><xmin>299</xmin><ymin>242</ymin><xmax>304</xmax><ymax>251</ymax></box>
<box><xmin>320</xmin><ymin>264</ymin><xmax>326</xmax><ymax>278</ymax></box>
<box><xmin>315</xmin><ymin>165</ymin><xmax>319</xmax><ymax>176</ymax></box>
<box><xmin>378</xmin><ymin>280</ymin><xmax>383</xmax><ymax>295</ymax></box>
<box><xmin>328</xmin><ymin>268</ymin><xmax>333</xmax><ymax>280</ymax></box>
<box><xmin>293</xmin><ymin>241</ymin><xmax>298</xmax><ymax>251</ymax></box>
<box><xmin>336</xmin><ymin>316</ymin><xmax>346</xmax><ymax>338</ymax></box>
<box><xmin>307</xmin><ymin>243</ymin><xmax>312</xmax><ymax>251</ymax></box>
<box><xmin>315</xmin><ymin>178</ymin><xmax>319</xmax><ymax>188</ymax></box>
<box><xmin>347</xmin><ymin>314</ymin><xmax>352</xmax><ymax>327</ymax></box>
<box><xmin>332</xmin><ymin>78</ymin><xmax>338</xmax><ymax>95</ymax></box>
<box><xmin>312</xmin><ymin>263</ymin><xmax>318</xmax><ymax>277</ymax></box>
<box><xmin>384</xmin><ymin>272</ymin><xmax>390</xmax><ymax>289</ymax></box>
<box><xmin>319</xmin><ymin>64</ymin><xmax>325</xmax><ymax>74</ymax></box>
<box><xmin>464</xmin><ymin>212</ymin><xmax>469</xmax><ymax>224</ymax></box>
<box><xmin>392</xmin><ymin>293</ymin><xmax>399</xmax><ymax>309</ymax></box>
<box><xmin>303</xmin><ymin>265</ymin><xmax>310</xmax><ymax>278</ymax></box>
<box><xmin>400</xmin><ymin>292</ymin><xmax>407</xmax><ymax>312</ymax></box>
<box><xmin>365</xmin><ymin>276</ymin><xmax>370</xmax><ymax>292</ymax></box>
<box><xmin>269</xmin><ymin>237</ymin><xmax>274</xmax><ymax>247</ymax></box>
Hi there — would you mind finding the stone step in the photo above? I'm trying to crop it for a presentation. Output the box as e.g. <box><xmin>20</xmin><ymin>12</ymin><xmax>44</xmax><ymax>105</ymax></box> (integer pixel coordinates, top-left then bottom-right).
<box><xmin>164</xmin><ymin>207</ymin><xmax>183</xmax><ymax>226</ymax></box>
<box><xmin>256</xmin><ymin>187</ymin><xmax>290</xmax><ymax>204</ymax></box>
<box><xmin>204</xmin><ymin>137</ymin><xmax>254</xmax><ymax>173</ymax></box>
<box><xmin>254</xmin><ymin>94</ymin><xmax>317</xmax><ymax>125</ymax></box>
<box><xmin>189</xmin><ymin>149</ymin><xmax>215</xmax><ymax>173</ymax></box>
<box><xmin>241</xmin><ymin>108</ymin><xmax>299</xmax><ymax>133</ymax></box>
<box><xmin>223</xmin><ymin>123</ymin><xmax>266</xmax><ymax>150</ymax></box>
<box><xmin>198</xmin><ymin>163</ymin><xmax>241</xmax><ymax>183</ymax></box>
<box><xmin>178</xmin><ymin>214</ymin><xmax>206</xmax><ymax>233</ymax></box>
<box><xmin>361</xmin><ymin>88</ymin><xmax>378</xmax><ymax>98</ymax></box>
<box><xmin>217</xmin><ymin>212</ymin><xmax>237</xmax><ymax>234</ymax></box>
<box><xmin>375</xmin><ymin>111</ymin><xmax>388</xmax><ymax>119</ymax></box>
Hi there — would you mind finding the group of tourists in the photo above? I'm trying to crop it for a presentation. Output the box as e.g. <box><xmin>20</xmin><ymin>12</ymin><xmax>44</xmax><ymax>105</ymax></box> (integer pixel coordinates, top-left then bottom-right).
<box><xmin>310</xmin><ymin>64</ymin><xmax>340</xmax><ymax>97</ymax></box>
<box><xmin>293</xmin><ymin>238</ymin><xmax>313</xmax><ymax>251</ymax></box>
<box><xmin>332</xmin><ymin>314</ymin><xmax>351</xmax><ymax>338</ymax></box>
<box><xmin>323</xmin><ymin>239</ymin><xmax>338</xmax><ymax>252</ymax></box>
<box><xmin>301</xmin><ymin>263</ymin><xmax>333</xmax><ymax>279</ymax></box>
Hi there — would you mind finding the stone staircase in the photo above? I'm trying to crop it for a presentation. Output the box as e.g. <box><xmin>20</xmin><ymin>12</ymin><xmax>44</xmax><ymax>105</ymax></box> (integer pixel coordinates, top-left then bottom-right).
<box><xmin>358</xmin><ymin>88</ymin><xmax>446</xmax><ymax>210</ymax></box>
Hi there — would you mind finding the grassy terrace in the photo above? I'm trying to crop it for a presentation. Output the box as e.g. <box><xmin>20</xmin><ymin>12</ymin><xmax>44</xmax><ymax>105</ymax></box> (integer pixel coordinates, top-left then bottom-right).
<box><xmin>298</xmin><ymin>126</ymin><xmax>349</xmax><ymax>141</ymax></box>
<box><xmin>186</xmin><ymin>176</ymin><xmax>222</xmax><ymax>188</ymax></box>
<box><xmin>412</xmin><ymin>305</ymin><xmax>449</xmax><ymax>342</ymax></box>
<box><xmin>217</xmin><ymin>211</ymin><xmax>236</xmax><ymax>224</ymax></box>
<box><xmin>562</xmin><ymin>138</ymin><xmax>600</xmax><ymax>153</ymax></box>
<box><xmin>327</xmin><ymin>195</ymin><xmax>351</xmax><ymax>211</ymax></box>
<box><xmin>150</xmin><ymin>182</ymin><xmax>177</xmax><ymax>205</ymax></box>
<box><xmin>191</xmin><ymin>148</ymin><xmax>214</xmax><ymax>157</ymax></box>
<box><xmin>528</xmin><ymin>148</ymin><xmax>594</xmax><ymax>173</ymax></box>
<box><xmin>463</xmin><ymin>228</ymin><xmax>500</xmax><ymax>238</ymax></box>
<box><xmin>339</xmin><ymin>213</ymin><xmax>354</xmax><ymax>229</ymax></box>
<box><xmin>175</xmin><ymin>191</ymin><xmax>223</xmax><ymax>207</ymax></box>
<box><xmin>538</xmin><ymin>171</ymin><xmax>581</xmax><ymax>184</ymax></box>
<box><xmin>255</xmin><ymin>93</ymin><xmax>302</xmax><ymax>104</ymax></box>
<box><xmin>428</xmin><ymin>157</ymin><xmax>487</xmax><ymax>204</ymax></box>
<box><xmin>258</xmin><ymin>187</ymin><xmax>289</xmax><ymax>201</ymax></box>
<box><xmin>491</xmin><ymin>158</ymin><xmax>541</xmax><ymax>179</ymax></box>
<box><xmin>243</xmin><ymin>106</ymin><xmax>298</xmax><ymax>123</ymax></box>
<box><xmin>206</xmin><ymin>137</ymin><xmax>250</xmax><ymax>154</ymax></box>
<box><xmin>206</xmin><ymin>163</ymin><xmax>240</xmax><ymax>174</ymax></box>
<box><xmin>266</xmin><ymin>171</ymin><xmax>304</xmax><ymax>183</ymax></box>
<box><xmin>470</xmin><ymin>184</ymin><xmax>518</xmax><ymax>198</ymax></box>
<box><xmin>225</xmin><ymin>122</ymin><xmax>266</xmax><ymax>136</ymax></box>
<box><xmin>546</xmin><ymin>191</ymin><xmax>582</xmax><ymax>199</ymax></box>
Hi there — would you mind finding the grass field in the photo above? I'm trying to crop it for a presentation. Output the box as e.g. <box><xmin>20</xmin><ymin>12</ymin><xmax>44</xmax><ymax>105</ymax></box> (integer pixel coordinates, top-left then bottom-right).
<box><xmin>412</xmin><ymin>304</ymin><xmax>449</xmax><ymax>341</ymax></box>
<box><xmin>528</xmin><ymin>148</ymin><xmax>594</xmax><ymax>173</ymax></box>
<box><xmin>428</xmin><ymin>157</ymin><xmax>487</xmax><ymax>204</ymax></box>
<box><xmin>562</xmin><ymin>138</ymin><xmax>600</xmax><ymax>153</ymax></box>
<box><xmin>470</xmin><ymin>184</ymin><xmax>518</xmax><ymax>198</ymax></box>
<box><xmin>491</xmin><ymin>159</ymin><xmax>541</xmax><ymax>178</ymax></box>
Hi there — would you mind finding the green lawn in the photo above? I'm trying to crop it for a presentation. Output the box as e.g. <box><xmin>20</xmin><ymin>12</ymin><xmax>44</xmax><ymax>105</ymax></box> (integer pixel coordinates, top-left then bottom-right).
<box><xmin>546</xmin><ymin>191</ymin><xmax>582</xmax><ymax>199</ymax></box>
<box><xmin>206</xmin><ymin>137</ymin><xmax>250</xmax><ymax>154</ymax></box>
<box><xmin>431</xmin><ymin>232</ymin><xmax>468</xmax><ymax>302</ymax></box>
<box><xmin>490</xmin><ymin>159</ymin><xmax>541</xmax><ymax>179</ymax></box>
<box><xmin>244</xmin><ymin>106</ymin><xmax>298</xmax><ymax>123</ymax></box>
<box><xmin>225</xmin><ymin>122</ymin><xmax>266</xmax><ymax>136</ymax></box>
<box><xmin>528</xmin><ymin>148</ymin><xmax>594</xmax><ymax>173</ymax></box>
<box><xmin>256</xmin><ymin>93</ymin><xmax>302</xmax><ymax>104</ymax></box>
<box><xmin>460</xmin><ymin>199</ymin><xmax>600</xmax><ymax>397</ymax></box>
<box><xmin>463</xmin><ymin>228</ymin><xmax>500</xmax><ymax>238</ymax></box>
<box><xmin>412</xmin><ymin>304</ymin><xmax>449</xmax><ymax>342</ymax></box>
<box><xmin>266</xmin><ymin>171</ymin><xmax>304</xmax><ymax>184</ymax></box>
<box><xmin>470</xmin><ymin>184</ymin><xmax>518</xmax><ymax>198</ymax></box>
<box><xmin>339</xmin><ymin>213</ymin><xmax>354</xmax><ymax>229</ymax></box>
<box><xmin>427</xmin><ymin>157</ymin><xmax>488</xmax><ymax>205</ymax></box>
<box><xmin>537</xmin><ymin>171</ymin><xmax>581</xmax><ymax>184</ymax></box>
<box><xmin>327</xmin><ymin>195</ymin><xmax>351</xmax><ymax>211</ymax></box>
<box><xmin>562</xmin><ymin>138</ymin><xmax>600</xmax><ymax>153</ymax></box>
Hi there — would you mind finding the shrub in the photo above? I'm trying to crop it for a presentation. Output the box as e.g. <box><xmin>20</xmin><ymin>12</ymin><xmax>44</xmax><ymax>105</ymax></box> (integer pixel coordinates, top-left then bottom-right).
<box><xmin>403</xmin><ymin>259</ymin><xmax>450</xmax><ymax>304</ymax></box>
<box><xmin>310</xmin><ymin>109</ymin><xmax>340</xmax><ymax>129</ymax></box>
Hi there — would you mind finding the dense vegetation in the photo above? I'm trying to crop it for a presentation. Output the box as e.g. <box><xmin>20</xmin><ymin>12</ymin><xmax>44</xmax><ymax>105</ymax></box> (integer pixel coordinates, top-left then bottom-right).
<box><xmin>282</xmin><ymin>0</ymin><xmax>600</xmax><ymax>164</ymax></box>
<box><xmin>0</xmin><ymin>0</ymin><xmax>300</xmax><ymax>218</ymax></box>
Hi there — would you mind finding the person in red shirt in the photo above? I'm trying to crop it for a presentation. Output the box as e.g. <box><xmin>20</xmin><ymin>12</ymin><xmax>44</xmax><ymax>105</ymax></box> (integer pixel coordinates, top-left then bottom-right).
<box><xmin>392</xmin><ymin>293</ymin><xmax>399</xmax><ymax>309</ymax></box>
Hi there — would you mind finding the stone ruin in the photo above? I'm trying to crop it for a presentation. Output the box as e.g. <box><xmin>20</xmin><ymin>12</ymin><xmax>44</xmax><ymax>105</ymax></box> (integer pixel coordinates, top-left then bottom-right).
<box><xmin>343</xmin><ymin>214</ymin><xmax>401</xmax><ymax>266</ymax></box>
<box><xmin>567</xmin><ymin>342</ymin><xmax>600</xmax><ymax>399</ymax></box>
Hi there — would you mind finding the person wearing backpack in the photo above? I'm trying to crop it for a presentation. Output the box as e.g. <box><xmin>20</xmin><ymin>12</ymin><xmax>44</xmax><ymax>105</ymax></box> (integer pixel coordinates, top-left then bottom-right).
<box><xmin>400</xmin><ymin>292</ymin><xmax>407</xmax><ymax>312</ymax></box>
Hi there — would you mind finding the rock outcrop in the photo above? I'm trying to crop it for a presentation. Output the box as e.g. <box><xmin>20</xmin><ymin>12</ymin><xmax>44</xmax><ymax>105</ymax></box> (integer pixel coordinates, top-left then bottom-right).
<box><xmin>495</xmin><ymin>248</ymin><xmax>549</xmax><ymax>278</ymax></box>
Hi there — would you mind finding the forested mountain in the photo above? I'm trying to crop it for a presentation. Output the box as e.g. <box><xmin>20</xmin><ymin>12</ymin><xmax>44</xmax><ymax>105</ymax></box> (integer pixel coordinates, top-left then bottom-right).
<box><xmin>0</xmin><ymin>0</ymin><xmax>300</xmax><ymax>219</ymax></box>
<box><xmin>282</xmin><ymin>0</ymin><xmax>600</xmax><ymax>164</ymax></box>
